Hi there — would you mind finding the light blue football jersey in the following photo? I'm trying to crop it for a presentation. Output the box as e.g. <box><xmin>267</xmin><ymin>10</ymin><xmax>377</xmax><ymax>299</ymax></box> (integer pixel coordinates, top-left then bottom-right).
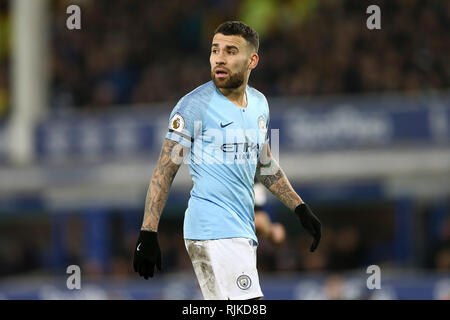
<box><xmin>165</xmin><ymin>80</ymin><xmax>270</xmax><ymax>244</ymax></box>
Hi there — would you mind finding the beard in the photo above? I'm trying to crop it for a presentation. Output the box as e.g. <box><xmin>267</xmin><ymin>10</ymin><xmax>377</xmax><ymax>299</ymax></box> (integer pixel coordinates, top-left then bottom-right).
<box><xmin>211</xmin><ymin>67</ymin><xmax>246</xmax><ymax>89</ymax></box>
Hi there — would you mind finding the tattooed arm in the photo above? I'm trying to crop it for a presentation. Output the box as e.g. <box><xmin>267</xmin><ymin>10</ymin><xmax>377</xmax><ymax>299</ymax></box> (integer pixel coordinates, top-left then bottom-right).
<box><xmin>141</xmin><ymin>138</ymin><xmax>184</xmax><ymax>232</ymax></box>
<box><xmin>255</xmin><ymin>143</ymin><xmax>303</xmax><ymax>211</ymax></box>
<box><xmin>256</xmin><ymin>143</ymin><xmax>322</xmax><ymax>252</ymax></box>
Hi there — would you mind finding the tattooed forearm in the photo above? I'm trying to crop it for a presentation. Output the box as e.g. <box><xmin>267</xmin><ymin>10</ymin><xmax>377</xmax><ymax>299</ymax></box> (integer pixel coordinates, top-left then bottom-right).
<box><xmin>141</xmin><ymin>139</ymin><xmax>183</xmax><ymax>232</ymax></box>
<box><xmin>256</xmin><ymin>154</ymin><xmax>303</xmax><ymax>212</ymax></box>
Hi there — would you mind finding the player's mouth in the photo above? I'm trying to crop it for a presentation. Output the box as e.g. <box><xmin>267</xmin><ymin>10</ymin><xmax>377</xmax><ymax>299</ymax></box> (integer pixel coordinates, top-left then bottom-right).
<box><xmin>215</xmin><ymin>68</ymin><xmax>229</xmax><ymax>79</ymax></box>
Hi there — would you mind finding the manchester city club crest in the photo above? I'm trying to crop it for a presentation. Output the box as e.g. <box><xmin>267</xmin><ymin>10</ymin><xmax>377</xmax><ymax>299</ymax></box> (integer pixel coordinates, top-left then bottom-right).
<box><xmin>236</xmin><ymin>274</ymin><xmax>252</xmax><ymax>290</ymax></box>
<box><xmin>258</xmin><ymin>116</ymin><xmax>266</xmax><ymax>131</ymax></box>
<box><xmin>257</xmin><ymin>115</ymin><xmax>268</xmax><ymax>142</ymax></box>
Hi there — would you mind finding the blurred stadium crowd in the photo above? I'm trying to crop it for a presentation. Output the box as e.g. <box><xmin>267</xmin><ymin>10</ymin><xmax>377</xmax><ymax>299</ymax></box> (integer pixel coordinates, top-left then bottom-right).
<box><xmin>50</xmin><ymin>0</ymin><xmax>450</xmax><ymax>110</ymax></box>
<box><xmin>0</xmin><ymin>0</ymin><xmax>449</xmax><ymax>117</ymax></box>
<box><xmin>1</xmin><ymin>206</ymin><xmax>450</xmax><ymax>279</ymax></box>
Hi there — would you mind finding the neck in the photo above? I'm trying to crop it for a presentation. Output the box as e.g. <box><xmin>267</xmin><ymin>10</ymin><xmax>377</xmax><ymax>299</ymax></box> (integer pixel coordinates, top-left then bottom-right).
<box><xmin>218</xmin><ymin>80</ymin><xmax>248</xmax><ymax>108</ymax></box>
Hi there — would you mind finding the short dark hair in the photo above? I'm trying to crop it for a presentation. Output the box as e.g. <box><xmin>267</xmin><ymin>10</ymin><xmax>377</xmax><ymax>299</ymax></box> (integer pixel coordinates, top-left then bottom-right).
<box><xmin>214</xmin><ymin>21</ymin><xmax>259</xmax><ymax>53</ymax></box>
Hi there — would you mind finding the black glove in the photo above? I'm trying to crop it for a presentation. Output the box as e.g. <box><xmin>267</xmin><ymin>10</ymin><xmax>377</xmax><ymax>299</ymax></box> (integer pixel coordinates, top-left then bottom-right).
<box><xmin>295</xmin><ymin>203</ymin><xmax>322</xmax><ymax>252</ymax></box>
<box><xmin>133</xmin><ymin>230</ymin><xmax>162</xmax><ymax>279</ymax></box>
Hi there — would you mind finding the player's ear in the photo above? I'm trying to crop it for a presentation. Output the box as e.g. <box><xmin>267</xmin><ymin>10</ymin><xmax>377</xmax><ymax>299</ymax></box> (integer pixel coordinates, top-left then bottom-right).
<box><xmin>248</xmin><ymin>52</ymin><xmax>259</xmax><ymax>71</ymax></box>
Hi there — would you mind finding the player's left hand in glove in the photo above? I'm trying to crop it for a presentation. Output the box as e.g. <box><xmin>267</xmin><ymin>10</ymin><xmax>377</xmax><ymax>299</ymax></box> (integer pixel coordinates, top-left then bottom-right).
<box><xmin>295</xmin><ymin>203</ymin><xmax>322</xmax><ymax>252</ymax></box>
<box><xmin>133</xmin><ymin>230</ymin><xmax>162</xmax><ymax>279</ymax></box>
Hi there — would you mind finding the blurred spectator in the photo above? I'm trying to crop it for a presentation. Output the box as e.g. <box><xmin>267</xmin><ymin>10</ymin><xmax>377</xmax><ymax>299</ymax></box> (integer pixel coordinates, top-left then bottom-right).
<box><xmin>428</xmin><ymin>215</ymin><xmax>450</xmax><ymax>271</ymax></box>
<box><xmin>297</xmin><ymin>227</ymin><xmax>332</xmax><ymax>272</ymax></box>
<box><xmin>0</xmin><ymin>220</ymin><xmax>49</xmax><ymax>278</ymax></box>
<box><xmin>254</xmin><ymin>182</ymin><xmax>286</xmax><ymax>245</ymax></box>
<box><xmin>434</xmin><ymin>246</ymin><xmax>450</xmax><ymax>271</ymax></box>
<box><xmin>323</xmin><ymin>274</ymin><xmax>346</xmax><ymax>300</ymax></box>
<box><xmin>327</xmin><ymin>226</ymin><xmax>366</xmax><ymax>271</ymax></box>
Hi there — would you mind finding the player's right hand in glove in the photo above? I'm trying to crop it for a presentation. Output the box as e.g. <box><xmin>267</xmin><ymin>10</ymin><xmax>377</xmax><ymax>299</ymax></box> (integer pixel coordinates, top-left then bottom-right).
<box><xmin>295</xmin><ymin>202</ymin><xmax>322</xmax><ymax>252</ymax></box>
<box><xmin>133</xmin><ymin>230</ymin><xmax>162</xmax><ymax>279</ymax></box>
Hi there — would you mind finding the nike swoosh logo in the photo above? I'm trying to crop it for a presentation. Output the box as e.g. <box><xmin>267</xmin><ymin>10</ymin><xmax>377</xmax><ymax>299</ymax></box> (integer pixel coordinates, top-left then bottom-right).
<box><xmin>220</xmin><ymin>121</ymin><xmax>234</xmax><ymax>128</ymax></box>
<box><xmin>137</xmin><ymin>243</ymin><xmax>141</xmax><ymax>251</ymax></box>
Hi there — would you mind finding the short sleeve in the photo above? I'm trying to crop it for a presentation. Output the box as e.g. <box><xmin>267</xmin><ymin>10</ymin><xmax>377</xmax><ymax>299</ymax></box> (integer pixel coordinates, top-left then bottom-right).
<box><xmin>165</xmin><ymin>97</ymin><xmax>202</xmax><ymax>148</ymax></box>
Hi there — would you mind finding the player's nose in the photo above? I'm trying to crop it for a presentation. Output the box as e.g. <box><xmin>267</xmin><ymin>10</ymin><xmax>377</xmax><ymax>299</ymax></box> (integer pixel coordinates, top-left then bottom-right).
<box><xmin>214</xmin><ymin>51</ymin><xmax>227</xmax><ymax>65</ymax></box>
